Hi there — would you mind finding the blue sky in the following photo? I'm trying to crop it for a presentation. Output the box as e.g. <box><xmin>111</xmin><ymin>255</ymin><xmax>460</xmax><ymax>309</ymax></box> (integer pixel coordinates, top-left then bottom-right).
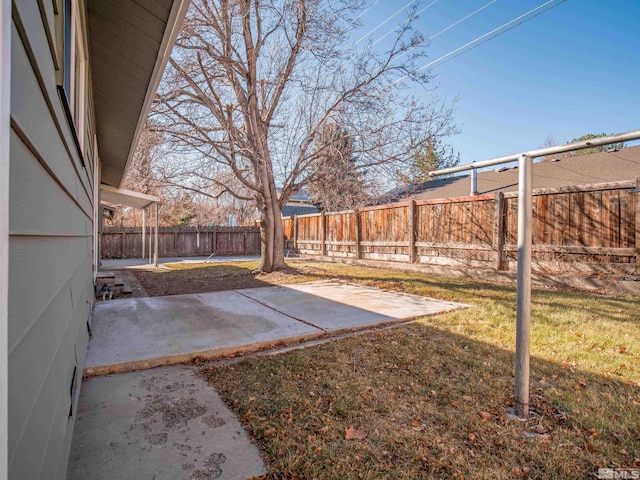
<box><xmin>357</xmin><ymin>0</ymin><xmax>640</xmax><ymax>163</ymax></box>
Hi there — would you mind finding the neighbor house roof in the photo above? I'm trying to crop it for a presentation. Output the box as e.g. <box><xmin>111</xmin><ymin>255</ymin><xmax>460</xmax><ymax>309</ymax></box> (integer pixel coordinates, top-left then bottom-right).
<box><xmin>282</xmin><ymin>203</ymin><xmax>320</xmax><ymax>217</ymax></box>
<box><xmin>378</xmin><ymin>146</ymin><xmax>640</xmax><ymax>203</ymax></box>
<box><xmin>88</xmin><ymin>0</ymin><xmax>190</xmax><ymax>187</ymax></box>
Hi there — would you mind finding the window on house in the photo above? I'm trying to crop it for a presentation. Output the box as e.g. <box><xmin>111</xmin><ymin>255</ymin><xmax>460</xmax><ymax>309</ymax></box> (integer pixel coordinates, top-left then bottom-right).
<box><xmin>59</xmin><ymin>0</ymin><xmax>87</xmax><ymax>162</ymax></box>
<box><xmin>70</xmin><ymin>1</ymin><xmax>86</xmax><ymax>153</ymax></box>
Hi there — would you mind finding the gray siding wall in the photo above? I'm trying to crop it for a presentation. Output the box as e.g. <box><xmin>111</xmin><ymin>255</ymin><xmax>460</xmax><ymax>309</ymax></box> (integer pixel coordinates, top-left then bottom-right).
<box><xmin>9</xmin><ymin>1</ymin><xmax>94</xmax><ymax>478</ymax></box>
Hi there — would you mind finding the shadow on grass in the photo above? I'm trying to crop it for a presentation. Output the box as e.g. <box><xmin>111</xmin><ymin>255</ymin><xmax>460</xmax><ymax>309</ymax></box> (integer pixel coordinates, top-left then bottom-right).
<box><xmin>203</xmin><ymin>322</ymin><xmax>640</xmax><ymax>480</ymax></box>
<box><xmin>131</xmin><ymin>262</ymin><xmax>314</xmax><ymax>296</ymax></box>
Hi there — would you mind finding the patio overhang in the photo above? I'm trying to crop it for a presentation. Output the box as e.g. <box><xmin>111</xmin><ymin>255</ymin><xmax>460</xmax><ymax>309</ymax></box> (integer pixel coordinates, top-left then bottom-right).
<box><xmin>88</xmin><ymin>0</ymin><xmax>190</xmax><ymax>187</ymax></box>
<box><xmin>99</xmin><ymin>185</ymin><xmax>161</xmax><ymax>266</ymax></box>
<box><xmin>100</xmin><ymin>185</ymin><xmax>160</xmax><ymax>209</ymax></box>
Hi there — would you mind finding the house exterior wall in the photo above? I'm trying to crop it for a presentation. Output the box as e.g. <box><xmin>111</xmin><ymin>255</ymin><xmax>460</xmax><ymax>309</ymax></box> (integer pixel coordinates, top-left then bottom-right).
<box><xmin>1</xmin><ymin>0</ymin><xmax>11</xmax><ymax>478</ymax></box>
<box><xmin>8</xmin><ymin>1</ymin><xmax>95</xmax><ymax>478</ymax></box>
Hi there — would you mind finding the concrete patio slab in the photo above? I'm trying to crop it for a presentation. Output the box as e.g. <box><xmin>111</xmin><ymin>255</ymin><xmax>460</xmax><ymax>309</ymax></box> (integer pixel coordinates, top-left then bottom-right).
<box><xmin>67</xmin><ymin>365</ymin><xmax>266</xmax><ymax>480</ymax></box>
<box><xmin>239</xmin><ymin>280</ymin><xmax>468</xmax><ymax>332</ymax></box>
<box><xmin>86</xmin><ymin>281</ymin><xmax>470</xmax><ymax>376</ymax></box>
<box><xmin>86</xmin><ymin>291</ymin><xmax>322</xmax><ymax>375</ymax></box>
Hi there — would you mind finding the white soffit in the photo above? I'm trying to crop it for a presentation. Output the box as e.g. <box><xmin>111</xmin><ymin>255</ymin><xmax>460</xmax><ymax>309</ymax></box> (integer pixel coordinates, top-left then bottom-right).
<box><xmin>100</xmin><ymin>185</ymin><xmax>160</xmax><ymax>209</ymax></box>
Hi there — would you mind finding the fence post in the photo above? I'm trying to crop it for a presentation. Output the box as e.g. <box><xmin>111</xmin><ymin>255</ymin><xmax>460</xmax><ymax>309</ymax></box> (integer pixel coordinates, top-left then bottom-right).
<box><xmin>212</xmin><ymin>227</ymin><xmax>217</xmax><ymax>256</ymax></box>
<box><xmin>320</xmin><ymin>212</ymin><xmax>327</xmax><ymax>257</ymax></box>
<box><xmin>174</xmin><ymin>230</ymin><xmax>178</xmax><ymax>257</ymax></box>
<box><xmin>494</xmin><ymin>192</ymin><xmax>506</xmax><ymax>271</ymax></box>
<box><xmin>409</xmin><ymin>200</ymin><xmax>417</xmax><ymax>263</ymax></box>
<box><xmin>354</xmin><ymin>209</ymin><xmax>361</xmax><ymax>259</ymax></box>
<box><xmin>121</xmin><ymin>231</ymin><xmax>125</xmax><ymax>259</ymax></box>
<box><xmin>292</xmin><ymin>215</ymin><xmax>298</xmax><ymax>253</ymax></box>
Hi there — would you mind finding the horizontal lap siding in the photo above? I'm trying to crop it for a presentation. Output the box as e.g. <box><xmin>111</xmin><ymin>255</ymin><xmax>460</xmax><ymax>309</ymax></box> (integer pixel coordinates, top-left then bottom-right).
<box><xmin>9</xmin><ymin>8</ymin><xmax>93</xmax><ymax>480</ymax></box>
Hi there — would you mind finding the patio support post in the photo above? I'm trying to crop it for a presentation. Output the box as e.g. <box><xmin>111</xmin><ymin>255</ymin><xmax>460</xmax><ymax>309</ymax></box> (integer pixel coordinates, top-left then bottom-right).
<box><xmin>154</xmin><ymin>202</ymin><xmax>159</xmax><ymax>267</ymax></box>
<box><xmin>142</xmin><ymin>208</ymin><xmax>146</xmax><ymax>260</ymax></box>
<box><xmin>515</xmin><ymin>154</ymin><xmax>533</xmax><ymax>418</ymax></box>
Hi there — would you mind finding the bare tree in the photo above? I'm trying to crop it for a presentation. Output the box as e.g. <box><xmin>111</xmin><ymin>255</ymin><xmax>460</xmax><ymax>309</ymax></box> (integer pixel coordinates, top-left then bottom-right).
<box><xmin>153</xmin><ymin>0</ymin><xmax>458</xmax><ymax>272</ymax></box>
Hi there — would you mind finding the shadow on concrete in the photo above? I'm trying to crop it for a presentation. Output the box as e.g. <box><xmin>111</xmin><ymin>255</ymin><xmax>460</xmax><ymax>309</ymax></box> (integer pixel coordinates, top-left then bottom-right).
<box><xmin>85</xmin><ymin>280</ymin><xmax>469</xmax><ymax>376</ymax></box>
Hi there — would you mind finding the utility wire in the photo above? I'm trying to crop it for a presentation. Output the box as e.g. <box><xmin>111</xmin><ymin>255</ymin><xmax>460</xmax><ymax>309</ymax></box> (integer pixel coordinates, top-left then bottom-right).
<box><xmin>395</xmin><ymin>0</ymin><xmax>498</xmax><ymax>62</ymax></box>
<box><xmin>347</xmin><ymin>0</ymin><xmax>417</xmax><ymax>51</ymax></box>
<box><xmin>366</xmin><ymin>0</ymin><xmax>440</xmax><ymax>51</ymax></box>
<box><xmin>352</xmin><ymin>0</ymin><xmax>383</xmax><ymax>23</ymax></box>
<box><xmin>393</xmin><ymin>0</ymin><xmax>567</xmax><ymax>85</ymax></box>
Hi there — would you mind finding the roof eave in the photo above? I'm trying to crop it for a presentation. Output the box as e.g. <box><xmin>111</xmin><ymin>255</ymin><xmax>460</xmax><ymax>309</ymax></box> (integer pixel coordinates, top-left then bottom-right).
<box><xmin>118</xmin><ymin>0</ymin><xmax>191</xmax><ymax>188</ymax></box>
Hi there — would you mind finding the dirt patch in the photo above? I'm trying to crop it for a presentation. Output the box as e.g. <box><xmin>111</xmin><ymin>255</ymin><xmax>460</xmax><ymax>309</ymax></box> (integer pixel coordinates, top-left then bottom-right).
<box><xmin>131</xmin><ymin>262</ymin><xmax>319</xmax><ymax>296</ymax></box>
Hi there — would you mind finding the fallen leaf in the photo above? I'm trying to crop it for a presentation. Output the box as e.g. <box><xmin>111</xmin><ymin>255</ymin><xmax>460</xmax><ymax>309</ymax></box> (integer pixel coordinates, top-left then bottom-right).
<box><xmin>618</xmin><ymin>346</ymin><xmax>627</xmax><ymax>354</ymax></box>
<box><xmin>534</xmin><ymin>424</ymin><xmax>547</xmax><ymax>434</ymax></box>
<box><xmin>463</xmin><ymin>395</ymin><xmax>473</xmax><ymax>402</ymax></box>
<box><xmin>478</xmin><ymin>411</ymin><xmax>491</xmax><ymax>421</ymax></box>
<box><xmin>264</xmin><ymin>427</ymin><xmax>276</xmax><ymax>438</ymax></box>
<box><xmin>411</xmin><ymin>418</ymin><xmax>421</xmax><ymax>427</ymax></box>
<box><xmin>345</xmin><ymin>425</ymin><xmax>367</xmax><ymax>440</ymax></box>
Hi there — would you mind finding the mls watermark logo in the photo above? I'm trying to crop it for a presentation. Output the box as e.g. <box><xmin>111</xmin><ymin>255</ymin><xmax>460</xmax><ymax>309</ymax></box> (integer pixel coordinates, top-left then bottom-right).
<box><xmin>597</xmin><ymin>468</ymin><xmax>640</xmax><ymax>479</ymax></box>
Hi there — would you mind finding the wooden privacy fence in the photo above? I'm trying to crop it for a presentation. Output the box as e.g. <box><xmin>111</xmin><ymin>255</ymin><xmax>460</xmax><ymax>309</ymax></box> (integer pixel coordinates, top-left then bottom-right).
<box><xmin>101</xmin><ymin>226</ymin><xmax>261</xmax><ymax>259</ymax></box>
<box><xmin>284</xmin><ymin>180</ymin><xmax>640</xmax><ymax>275</ymax></box>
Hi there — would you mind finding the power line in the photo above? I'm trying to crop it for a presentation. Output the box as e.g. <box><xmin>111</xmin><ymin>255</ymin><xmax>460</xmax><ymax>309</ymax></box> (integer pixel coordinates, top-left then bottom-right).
<box><xmin>393</xmin><ymin>0</ymin><xmax>567</xmax><ymax>85</ymax></box>
<box><xmin>347</xmin><ymin>0</ymin><xmax>417</xmax><ymax>51</ymax></box>
<box><xmin>352</xmin><ymin>0</ymin><xmax>383</xmax><ymax>23</ymax></box>
<box><xmin>366</xmin><ymin>0</ymin><xmax>440</xmax><ymax>51</ymax></box>
<box><xmin>395</xmin><ymin>0</ymin><xmax>498</xmax><ymax>62</ymax></box>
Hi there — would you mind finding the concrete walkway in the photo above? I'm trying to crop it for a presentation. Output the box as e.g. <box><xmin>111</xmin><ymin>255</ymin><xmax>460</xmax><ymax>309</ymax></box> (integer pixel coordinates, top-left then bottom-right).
<box><xmin>85</xmin><ymin>280</ymin><xmax>469</xmax><ymax>376</ymax></box>
<box><xmin>67</xmin><ymin>365</ymin><xmax>267</xmax><ymax>480</ymax></box>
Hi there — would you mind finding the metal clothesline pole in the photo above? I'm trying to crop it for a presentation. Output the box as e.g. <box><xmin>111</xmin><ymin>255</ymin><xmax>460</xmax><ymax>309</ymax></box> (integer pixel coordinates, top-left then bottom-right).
<box><xmin>429</xmin><ymin>129</ymin><xmax>640</xmax><ymax>419</ymax></box>
<box><xmin>154</xmin><ymin>202</ymin><xmax>159</xmax><ymax>268</ymax></box>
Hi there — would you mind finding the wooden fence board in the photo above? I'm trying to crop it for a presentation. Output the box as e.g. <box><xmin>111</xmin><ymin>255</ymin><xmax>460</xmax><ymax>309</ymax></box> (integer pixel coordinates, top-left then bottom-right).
<box><xmin>101</xmin><ymin>226</ymin><xmax>260</xmax><ymax>258</ymax></box>
<box><xmin>283</xmin><ymin>183</ymin><xmax>638</xmax><ymax>274</ymax></box>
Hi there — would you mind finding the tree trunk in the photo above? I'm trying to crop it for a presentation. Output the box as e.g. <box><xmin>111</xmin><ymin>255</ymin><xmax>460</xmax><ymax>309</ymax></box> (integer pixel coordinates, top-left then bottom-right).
<box><xmin>258</xmin><ymin>189</ymin><xmax>286</xmax><ymax>272</ymax></box>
